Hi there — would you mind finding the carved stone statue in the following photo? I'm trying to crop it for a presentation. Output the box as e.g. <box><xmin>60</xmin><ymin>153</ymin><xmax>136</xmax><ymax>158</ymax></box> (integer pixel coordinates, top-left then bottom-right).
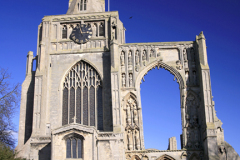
<box><xmin>135</xmin><ymin>130</ymin><xmax>140</xmax><ymax>150</ymax></box>
<box><xmin>135</xmin><ymin>51</ymin><xmax>139</xmax><ymax>65</ymax></box>
<box><xmin>122</xmin><ymin>73</ymin><xmax>126</xmax><ymax>87</ymax></box>
<box><xmin>127</xmin><ymin>130</ymin><xmax>133</xmax><ymax>150</ymax></box>
<box><xmin>129</xmin><ymin>73</ymin><xmax>133</xmax><ymax>87</ymax></box>
<box><xmin>92</xmin><ymin>23</ymin><xmax>97</xmax><ymax>37</ymax></box>
<box><xmin>126</xmin><ymin>105</ymin><xmax>131</xmax><ymax>125</ymax></box>
<box><xmin>128</xmin><ymin>51</ymin><xmax>132</xmax><ymax>65</ymax></box>
<box><xmin>150</xmin><ymin>50</ymin><xmax>154</xmax><ymax>57</ymax></box>
<box><xmin>142</xmin><ymin>50</ymin><xmax>146</xmax><ymax>61</ymax></box>
<box><xmin>133</xmin><ymin>109</ymin><xmax>138</xmax><ymax>124</ymax></box>
<box><xmin>183</xmin><ymin>48</ymin><xmax>187</xmax><ymax>61</ymax></box>
<box><xmin>120</xmin><ymin>51</ymin><xmax>125</xmax><ymax>66</ymax></box>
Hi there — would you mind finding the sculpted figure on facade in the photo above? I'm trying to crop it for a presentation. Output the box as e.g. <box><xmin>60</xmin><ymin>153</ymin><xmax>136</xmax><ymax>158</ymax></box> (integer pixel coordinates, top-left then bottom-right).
<box><xmin>135</xmin><ymin>50</ymin><xmax>139</xmax><ymax>65</ymax></box>
<box><xmin>122</xmin><ymin>73</ymin><xmax>126</xmax><ymax>87</ymax></box>
<box><xmin>129</xmin><ymin>73</ymin><xmax>133</xmax><ymax>87</ymax></box>
<box><xmin>121</xmin><ymin>51</ymin><xmax>125</xmax><ymax>66</ymax></box>
<box><xmin>142</xmin><ymin>50</ymin><xmax>146</xmax><ymax>65</ymax></box>
<box><xmin>135</xmin><ymin>130</ymin><xmax>140</xmax><ymax>150</ymax></box>
<box><xmin>92</xmin><ymin>23</ymin><xmax>97</xmax><ymax>37</ymax></box>
<box><xmin>128</xmin><ymin>51</ymin><xmax>132</xmax><ymax>65</ymax></box>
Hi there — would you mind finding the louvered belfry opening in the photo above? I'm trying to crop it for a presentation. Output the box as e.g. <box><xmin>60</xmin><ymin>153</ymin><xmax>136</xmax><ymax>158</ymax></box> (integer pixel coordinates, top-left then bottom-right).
<box><xmin>62</xmin><ymin>61</ymin><xmax>103</xmax><ymax>130</ymax></box>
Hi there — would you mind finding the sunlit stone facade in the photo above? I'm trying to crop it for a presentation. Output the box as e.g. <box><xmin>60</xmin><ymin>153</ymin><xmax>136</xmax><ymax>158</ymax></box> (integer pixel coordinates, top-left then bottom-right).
<box><xmin>16</xmin><ymin>0</ymin><xmax>240</xmax><ymax>160</ymax></box>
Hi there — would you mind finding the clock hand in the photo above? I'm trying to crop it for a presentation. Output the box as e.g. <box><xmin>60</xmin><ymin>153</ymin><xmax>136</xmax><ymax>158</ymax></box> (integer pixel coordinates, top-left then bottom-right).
<box><xmin>79</xmin><ymin>27</ymin><xmax>83</xmax><ymax>35</ymax></box>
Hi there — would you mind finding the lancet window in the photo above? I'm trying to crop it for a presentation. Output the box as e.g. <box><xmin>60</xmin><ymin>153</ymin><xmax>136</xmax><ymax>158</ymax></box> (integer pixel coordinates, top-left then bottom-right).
<box><xmin>99</xmin><ymin>22</ymin><xmax>105</xmax><ymax>36</ymax></box>
<box><xmin>62</xmin><ymin>25</ymin><xmax>67</xmax><ymax>39</ymax></box>
<box><xmin>66</xmin><ymin>134</ymin><xmax>83</xmax><ymax>158</ymax></box>
<box><xmin>62</xmin><ymin>61</ymin><xmax>103</xmax><ymax>130</ymax></box>
<box><xmin>84</xmin><ymin>0</ymin><xmax>87</xmax><ymax>10</ymax></box>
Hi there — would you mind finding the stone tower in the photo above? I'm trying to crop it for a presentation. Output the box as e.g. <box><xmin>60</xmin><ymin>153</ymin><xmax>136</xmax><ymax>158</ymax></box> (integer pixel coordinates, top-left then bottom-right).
<box><xmin>16</xmin><ymin>0</ymin><xmax>240</xmax><ymax>160</ymax></box>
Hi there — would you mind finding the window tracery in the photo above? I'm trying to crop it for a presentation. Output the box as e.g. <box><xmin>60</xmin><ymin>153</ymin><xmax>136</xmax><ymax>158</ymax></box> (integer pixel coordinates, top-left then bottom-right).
<box><xmin>62</xmin><ymin>61</ymin><xmax>103</xmax><ymax>130</ymax></box>
<box><xmin>66</xmin><ymin>135</ymin><xmax>83</xmax><ymax>158</ymax></box>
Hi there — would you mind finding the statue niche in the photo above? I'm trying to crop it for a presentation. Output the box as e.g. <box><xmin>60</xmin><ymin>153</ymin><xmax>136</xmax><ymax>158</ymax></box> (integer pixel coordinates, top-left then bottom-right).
<box><xmin>123</xmin><ymin>93</ymin><xmax>141</xmax><ymax>151</ymax></box>
<box><xmin>184</xmin><ymin>91</ymin><xmax>201</xmax><ymax>149</ymax></box>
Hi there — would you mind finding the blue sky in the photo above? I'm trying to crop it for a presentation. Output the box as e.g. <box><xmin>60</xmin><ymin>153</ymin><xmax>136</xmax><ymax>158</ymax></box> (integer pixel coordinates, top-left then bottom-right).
<box><xmin>0</xmin><ymin>0</ymin><xmax>239</xmax><ymax>153</ymax></box>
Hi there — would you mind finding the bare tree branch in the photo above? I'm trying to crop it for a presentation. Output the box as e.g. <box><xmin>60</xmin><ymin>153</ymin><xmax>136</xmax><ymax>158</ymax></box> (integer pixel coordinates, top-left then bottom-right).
<box><xmin>0</xmin><ymin>67</ymin><xmax>20</xmax><ymax>148</ymax></box>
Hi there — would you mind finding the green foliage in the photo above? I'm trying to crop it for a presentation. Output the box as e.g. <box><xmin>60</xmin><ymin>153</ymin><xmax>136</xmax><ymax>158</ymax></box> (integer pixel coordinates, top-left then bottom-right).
<box><xmin>0</xmin><ymin>143</ymin><xmax>25</xmax><ymax>160</ymax></box>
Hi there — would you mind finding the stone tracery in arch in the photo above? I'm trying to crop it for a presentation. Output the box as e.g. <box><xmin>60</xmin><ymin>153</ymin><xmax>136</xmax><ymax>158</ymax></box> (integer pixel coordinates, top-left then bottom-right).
<box><xmin>62</xmin><ymin>60</ymin><xmax>103</xmax><ymax>130</ymax></box>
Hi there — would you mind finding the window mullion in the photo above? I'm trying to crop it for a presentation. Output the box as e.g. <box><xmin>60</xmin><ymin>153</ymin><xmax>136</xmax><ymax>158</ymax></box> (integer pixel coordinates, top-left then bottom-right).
<box><xmin>95</xmin><ymin>72</ymin><xmax>97</xmax><ymax>128</ymax></box>
<box><xmin>81</xmin><ymin>62</ymin><xmax>83</xmax><ymax>124</ymax></box>
<box><xmin>68</xmin><ymin>73</ymin><xmax>70</xmax><ymax>124</ymax></box>
<box><xmin>88</xmin><ymin>67</ymin><xmax>90</xmax><ymax>126</ymax></box>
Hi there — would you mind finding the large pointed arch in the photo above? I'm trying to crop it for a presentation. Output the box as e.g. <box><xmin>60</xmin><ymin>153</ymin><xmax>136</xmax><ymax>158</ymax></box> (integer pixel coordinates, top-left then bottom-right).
<box><xmin>135</xmin><ymin>60</ymin><xmax>185</xmax><ymax>90</ymax></box>
<box><xmin>61</xmin><ymin>60</ymin><xmax>103</xmax><ymax>130</ymax></box>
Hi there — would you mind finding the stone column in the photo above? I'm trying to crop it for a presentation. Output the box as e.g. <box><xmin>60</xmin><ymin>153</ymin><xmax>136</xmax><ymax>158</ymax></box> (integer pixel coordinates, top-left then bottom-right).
<box><xmin>197</xmin><ymin>31</ymin><xmax>219</xmax><ymax>160</ymax></box>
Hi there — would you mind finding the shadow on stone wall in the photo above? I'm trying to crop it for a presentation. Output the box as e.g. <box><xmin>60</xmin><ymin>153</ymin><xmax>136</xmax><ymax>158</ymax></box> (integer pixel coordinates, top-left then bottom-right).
<box><xmin>24</xmin><ymin>72</ymin><xmax>35</xmax><ymax>144</ymax></box>
<box><xmin>39</xmin><ymin>143</ymin><xmax>51</xmax><ymax>160</ymax></box>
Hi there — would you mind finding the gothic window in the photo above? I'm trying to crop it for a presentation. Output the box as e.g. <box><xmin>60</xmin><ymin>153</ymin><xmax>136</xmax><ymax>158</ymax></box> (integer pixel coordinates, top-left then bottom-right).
<box><xmin>62</xmin><ymin>61</ymin><xmax>103</xmax><ymax>130</ymax></box>
<box><xmin>84</xmin><ymin>0</ymin><xmax>87</xmax><ymax>10</ymax></box>
<box><xmin>80</xmin><ymin>0</ymin><xmax>83</xmax><ymax>10</ymax></box>
<box><xmin>78</xmin><ymin>3</ymin><xmax>80</xmax><ymax>11</ymax></box>
<box><xmin>62</xmin><ymin>25</ymin><xmax>67</xmax><ymax>39</ymax></box>
<box><xmin>66</xmin><ymin>135</ymin><xmax>83</xmax><ymax>158</ymax></box>
<box><xmin>99</xmin><ymin>22</ymin><xmax>105</xmax><ymax>36</ymax></box>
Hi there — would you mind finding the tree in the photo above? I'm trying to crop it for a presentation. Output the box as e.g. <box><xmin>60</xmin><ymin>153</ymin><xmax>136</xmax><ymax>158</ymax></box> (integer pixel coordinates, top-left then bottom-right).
<box><xmin>0</xmin><ymin>68</ymin><xmax>20</xmax><ymax>148</ymax></box>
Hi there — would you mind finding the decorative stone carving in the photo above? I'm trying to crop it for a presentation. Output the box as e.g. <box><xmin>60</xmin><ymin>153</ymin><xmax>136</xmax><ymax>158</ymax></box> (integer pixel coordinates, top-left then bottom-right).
<box><xmin>121</xmin><ymin>51</ymin><xmax>125</xmax><ymax>66</ymax></box>
<box><xmin>176</xmin><ymin>60</ymin><xmax>182</xmax><ymax>70</ymax></box>
<box><xmin>135</xmin><ymin>50</ymin><xmax>140</xmax><ymax>65</ymax></box>
<box><xmin>129</xmin><ymin>73</ymin><xmax>133</xmax><ymax>87</ymax></box>
<box><xmin>128</xmin><ymin>51</ymin><xmax>132</xmax><ymax>65</ymax></box>
<box><xmin>122</xmin><ymin>73</ymin><xmax>126</xmax><ymax>87</ymax></box>
<box><xmin>142</xmin><ymin>50</ymin><xmax>146</xmax><ymax>66</ymax></box>
<box><xmin>124</xmin><ymin>94</ymin><xmax>141</xmax><ymax>151</ymax></box>
<box><xmin>150</xmin><ymin>49</ymin><xmax>154</xmax><ymax>57</ymax></box>
<box><xmin>183</xmin><ymin>48</ymin><xmax>187</xmax><ymax>61</ymax></box>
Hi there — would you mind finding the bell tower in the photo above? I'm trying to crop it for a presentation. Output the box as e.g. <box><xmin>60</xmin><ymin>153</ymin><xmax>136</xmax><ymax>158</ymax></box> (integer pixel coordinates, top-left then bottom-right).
<box><xmin>67</xmin><ymin>0</ymin><xmax>105</xmax><ymax>14</ymax></box>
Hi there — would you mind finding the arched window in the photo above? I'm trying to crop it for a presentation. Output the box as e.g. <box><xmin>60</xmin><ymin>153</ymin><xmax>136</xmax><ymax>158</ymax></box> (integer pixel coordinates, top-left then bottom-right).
<box><xmin>62</xmin><ymin>61</ymin><xmax>103</xmax><ymax>130</ymax></box>
<box><xmin>84</xmin><ymin>0</ymin><xmax>87</xmax><ymax>10</ymax></box>
<box><xmin>80</xmin><ymin>0</ymin><xmax>83</xmax><ymax>10</ymax></box>
<box><xmin>99</xmin><ymin>22</ymin><xmax>104</xmax><ymax>36</ymax></box>
<box><xmin>66</xmin><ymin>134</ymin><xmax>83</xmax><ymax>158</ymax></box>
<box><xmin>62</xmin><ymin>25</ymin><xmax>67</xmax><ymax>39</ymax></box>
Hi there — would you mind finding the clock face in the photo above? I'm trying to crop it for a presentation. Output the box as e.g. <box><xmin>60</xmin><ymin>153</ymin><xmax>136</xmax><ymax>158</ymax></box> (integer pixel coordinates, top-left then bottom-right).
<box><xmin>70</xmin><ymin>24</ymin><xmax>92</xmax><ymax>44</ymax></box>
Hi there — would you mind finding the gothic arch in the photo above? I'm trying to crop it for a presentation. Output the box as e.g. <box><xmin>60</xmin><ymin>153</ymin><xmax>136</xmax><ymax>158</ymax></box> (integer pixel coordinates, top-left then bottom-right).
<box><xmin>135</xmin><ymin>60</ymin><xmax>184</xmax><ymax>90</ymax></box>
<box><xmin>61</xmin><ymin>59</ymin><xmax>103</xmax><ymax>83</ymax></box>
<box><xmin>130</xmin><ymin>155</ymin><xmax>141</xmax><ymax>160</ymax></box>
<box><xmin>61</xmin><ymin>60</ymin><xmax>103</xmax><ymax>130</ymax></box>
<box><xmin>63</xmin><ymin>132</ymin><xmax>85</xmax><ymax>140</ymax></box>
<box><xmin>156</xmin><ymin>154</ymin><xmax>175</xmax><ymax>160</ymax></box>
